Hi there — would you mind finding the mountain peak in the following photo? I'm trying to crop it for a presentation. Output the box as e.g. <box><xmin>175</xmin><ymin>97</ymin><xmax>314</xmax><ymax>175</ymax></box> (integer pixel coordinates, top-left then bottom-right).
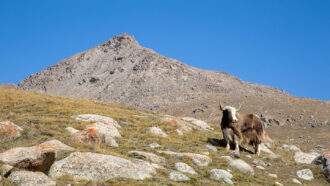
<box><xmin>102</xmin><ymin>33</ymin><xmax>138</xmax><ymax>47</ymax></box>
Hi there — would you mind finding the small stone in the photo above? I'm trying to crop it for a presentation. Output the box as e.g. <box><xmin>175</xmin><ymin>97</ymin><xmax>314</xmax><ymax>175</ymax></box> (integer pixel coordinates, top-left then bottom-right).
<box><xmin>292</xmin><ymin>178</ymin><xmax>302</xmax><ymax>184</ymax></box>
<box><xmin>297</xmin><ymin>168</ymin><xmax>314</xmax><ymax>181</ymax></box>
<box><xmin>206</xmin><ymin>144</ymin><xmax>217</xmax><ymax>152</ymax></box>
<box><xmin>282</xmin><ymin>144</ymin><xmax>301</xmax><ymax>152</ymax></box>
<box><xmin>176</xmin><ymin>129</ymin><xmax>183</xmax><ymax>135</ymax></box>
<box><xmin>275</xmin><ymin>181</ymin><xmax>283</xmax><ymax>186</ymax></box>
<box><xmin>148</xmin><ymin>127</ymin><xmax>167</xmax><ymax>137</ymax></box>
<box><xmin>245</xmin><ymin>155</ymin><xmax>252</xmax><ymax>159</ymax></box>
<box><xmin>268</xmin><ymin>173</ymin><xmax>277</xmax><ymax>178</ymax></box>
<box><xmin>256</xmin><ymin>166</ymin><xmax>265</xmax><ymax>170</ymax></box>
<box><xmin>149</xmin><ymin>142</ymin><xmax>160</xmax><ymax>148</ymax></box>
<box><xmin>252</xmin><ymin>159</ymin><xmax>267</xmax><ymax>167</ymax></box>
<box><xmin>169</xmin><ymin>171</ymin><xmax>190</xmax><ymax>182</ymax></box>
<box><xmin>175</xmin><ymin>162</ymin><xmax>197</xmax><ymax>175</ymax></box>
<box><xmin>232</xmin><ymin>151</ymin><xmax>240</xmax><ymax>158</ymax></box>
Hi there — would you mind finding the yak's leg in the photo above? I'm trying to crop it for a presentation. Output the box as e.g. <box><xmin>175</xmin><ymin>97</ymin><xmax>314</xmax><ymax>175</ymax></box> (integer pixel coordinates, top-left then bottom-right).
<box><xmin>233</xmin><ymin>134</ymin><xmax>240</xmax><ymax>153</ymax></box>
<box><xmin>255</xmin><ymin>143</ymin><xmax>260</xmax><ymax>156</ymax></box>
<box><xmin>222</xmin><ymin>129</ymin><xmax>231</xmax><ymax>151</ymax></box>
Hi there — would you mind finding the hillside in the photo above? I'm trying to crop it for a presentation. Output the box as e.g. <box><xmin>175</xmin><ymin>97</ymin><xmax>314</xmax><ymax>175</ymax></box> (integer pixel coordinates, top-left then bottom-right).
<box><xmin>0</xmin><ymin>88</ymin><xmax>329</xmax><ymax>185</ymax></box>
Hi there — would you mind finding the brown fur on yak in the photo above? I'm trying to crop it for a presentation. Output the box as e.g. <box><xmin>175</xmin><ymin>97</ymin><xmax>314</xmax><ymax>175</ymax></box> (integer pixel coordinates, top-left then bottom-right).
<box><xmin>220</xmin><ymin>103</ymin><xmax>264</xmax><ymax>155</ymax></box>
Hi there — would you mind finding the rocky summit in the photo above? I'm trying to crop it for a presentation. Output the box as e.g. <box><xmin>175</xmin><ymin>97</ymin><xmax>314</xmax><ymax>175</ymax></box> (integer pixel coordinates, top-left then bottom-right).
<box><xmin>18</xmin><ymin>33</ymin><xmax>284</xmax><ymax>110</ymax></box>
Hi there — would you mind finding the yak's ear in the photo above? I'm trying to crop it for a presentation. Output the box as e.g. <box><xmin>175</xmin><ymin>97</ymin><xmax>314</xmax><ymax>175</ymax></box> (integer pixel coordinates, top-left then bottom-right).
<box><xmin>219</xmin><ymin>102</ymin><xmax>223</xmax><ymax>111</ymax></box>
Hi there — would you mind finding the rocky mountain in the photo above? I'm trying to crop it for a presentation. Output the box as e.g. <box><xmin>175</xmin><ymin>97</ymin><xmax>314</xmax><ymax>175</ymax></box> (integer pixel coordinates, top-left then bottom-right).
<box><xmin>18</xmin><ymin>33</ymin><xmax>286</xmax><ymax>110</ymax></box>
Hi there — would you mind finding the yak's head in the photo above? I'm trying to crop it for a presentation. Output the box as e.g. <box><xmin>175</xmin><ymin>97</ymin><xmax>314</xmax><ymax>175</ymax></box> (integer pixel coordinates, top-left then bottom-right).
<box><xmin>219</xmin><ymin>103</ymin><xmax>241</xmax><ymax>123</ymax></box>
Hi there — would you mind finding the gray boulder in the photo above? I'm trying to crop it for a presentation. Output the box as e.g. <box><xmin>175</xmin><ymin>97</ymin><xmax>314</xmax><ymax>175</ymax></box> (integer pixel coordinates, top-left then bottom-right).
<box><xmin>169</xmin><ymin>171</ymin><xmax>190</xmax><ymax>182</ymax></box>
<box><xmin>49</xmin><ymin>152</ymin><xmax>152</xmax><ymax>180</ymax></box>
<box><xmin>210</xmin><ymin>169</ymin><xmax>233</xmax><ymax>181</ymax></box>
<box><xmin>297</xmin><ymin>168</ymin><xmax>314</xmax><ymax>181</ymax></box>
<box><xmin>175</xmin><ymin>162</ymin><xmax>197</xmax><ymax>175</ymax></box>
<box><xmin>222</xmin><ymin>156</ymin><xmax>254</xmax><ymax>176</ymax></box>
<box><xmin>8</xmin><ymin>171</ymin><xmax>56</xmax><ymax>186</ymax></box>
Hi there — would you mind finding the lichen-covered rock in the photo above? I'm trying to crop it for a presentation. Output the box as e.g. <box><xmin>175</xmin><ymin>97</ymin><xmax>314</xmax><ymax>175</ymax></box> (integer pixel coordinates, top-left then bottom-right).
<box><xmin>0</xmin><ymin>140</ymin><xmax>73</xmax><ymax>173</ymax></box>
<box><xmin>297</xmin><ymin>168</ymin><xmax>314</xmax><ymax>181</ymax></box>
<box><xmin>72</xmin><ymin>114</ymin><xmax>121</xmax><ymax>128</ymax></box>
<box><xmin>162</xmin><ymin>115</ymin><xmax>192</xmax><ymax>134</ymax></box>
<box><xmin>175</xmin><ymin>162</ymin><xmax>197</xmax><ymax>175</ymax></box>
<box><xmin>158</xmin><ymin>151</ymin><xmax>211</xmax><ymax>166</ymax></box>
<box><xmin>49</xmin><ymin>152</ymin><xmax>152</xmax><ymax>180</ymax></box>
<box><xmin>66</xmin><ymin>121</ymin><xmax>120</xmax><ymax>147</ymax></box>
<box><xmin>128</xmin><ymin>151</ymin><xmax>166</xmax><ymax>164</ymax></box>
<box><xmin>148</xmin><ymin>127</ymin><xmax>167</xmax><ymax>137</ymax></box>
<box><xmin>169</xmin><ymin>171</ymin><xmax>190</xmax><ymax>182</ymax></box>
<box><xmin>294</xmin><ymin>151</ymin><xmax>320</xmax><ymax>164</ymax></box>
<box><xmin>8</xmin><ymin>171</ymin><xmax>56</xmax><ymax>186</ymax></box>
<box><xmin>0</xmin><ymin>121</ymin><xmax>23</xmax><ymax>141</ymax></box>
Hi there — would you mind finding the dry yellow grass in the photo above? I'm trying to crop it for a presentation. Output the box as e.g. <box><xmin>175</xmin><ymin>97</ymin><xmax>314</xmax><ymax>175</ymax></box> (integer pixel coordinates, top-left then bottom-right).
<box><xmin>0</xmin><ymin>88</ymin><xmax>328</xmax><ymax>185</ymax></box>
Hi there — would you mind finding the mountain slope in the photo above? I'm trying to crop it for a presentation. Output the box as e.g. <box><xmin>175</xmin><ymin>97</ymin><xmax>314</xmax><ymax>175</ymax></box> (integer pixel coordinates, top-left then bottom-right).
<box><xmin>18</xmin><ymin>33</ymin><xmax>286</xmax><ymax>110</ymax></box>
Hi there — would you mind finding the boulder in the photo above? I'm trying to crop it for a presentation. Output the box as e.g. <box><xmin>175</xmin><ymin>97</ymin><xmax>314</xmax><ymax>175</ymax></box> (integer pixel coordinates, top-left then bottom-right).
<box><xmin>148</xmin><ymin>127</ymin><xmax>167</xmax><ymax>137</ymax></box>
<box><xmin>0</xmin><ymin>140</ymin><xmax>73</xmax><ymax>173</ymax></box>
<box><xmin>297</xmin><ymin>168</ymin><xmax>314</xmax><ymax>181</ymax></box>
<box><xmin>128</xmin><ymin>151</ymin><xmax>166</xmax><ymax>164</ymax></box>
<box><xmin>294</xmin><ymin>151</ymin><xmax>320</xmax><ymax>164</ymax></box>
<box><xmin>221</xmin><ymin>156</ymin><xmax>254</xmax><ymax>176</ymax></box>
<box><xmin>169</xmin><ymin>171</ymin><xmax>190</xmax><ymax>182</ymax></box>
<box><xmin>49</xmin><ymin>152</ymin><xmax>151</xmax><ymax>180</ymax></box>
<box><xmin>66</xmin><ymin>121</ymin><xmax>120</xmax><ymax>147</ymax></box>
<box><xmin>175</xmin><ymin>162</ymin><xmax>197</xmax><ymax>175</ymax></box>
<box><xmin>8</xmin><ymin>171</ymin><xmax>56</xmax><ymax>186</ymax></box>
<box><xmin>158</xmin><ymin>151</ymin><xmax>211</xmax><ymax>166</ymax></box>
<box><xmin>0</xmin><ymin>121</ymin><xmax>23</xmax><ymax>141</ymax></box>
<box><xmin>72</xmin><ymin>114</ymin><xmax>121</xmax><ymax>128</ymax></box>
<box><xmin>210</xmin><ymin>169</ymin><xmax>233</xmax><ymax>180</ymax></box>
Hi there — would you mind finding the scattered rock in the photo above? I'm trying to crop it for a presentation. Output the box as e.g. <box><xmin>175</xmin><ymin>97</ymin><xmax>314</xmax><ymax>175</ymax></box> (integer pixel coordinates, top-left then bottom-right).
<box><xmin>210</xmin><ymin>169</ymin><xmax>233</xmax><ymax>181</ymax></box>
<box><xmin>222</xmin><ymin>156</ymin><xmax>254</xmax><ymax>176</ymax></box>
<box><xmin>181</xmin><ymin>117</ymin><xmax>213</xmax><ymax>131</ymax></box>
<box><xmin>128</xmin><ymin>151</ymin><xmax>166</xmax><ymax>164</ymax></box>
<box><xmin>206</xmin><ymin>144</ymin><xmax>217</xmax><ymax>152</ymax></box>
<box><xmin>232</xmin><ymin>151</ymin><xmax>240</xmax><ymax>158</ymax></box>
<box><xmin>158</xmin><ymin>151</ymin><xmax>211</xmax><ymax>166</ymax></box>
<box><xmin>282</xmin><ymin>144</ymin><xmax>301</xmax><ymax>152</ymax></box>
<box><xmin>176</xmin><ymin>129</ymin><xmax>183</xmax><ymax>135</ymax></box>
<box><xmin>0</xmin><ymin>164</ymin><xmax>13</xmax><ymax>177</ymax></box>
<box><xmin>292</xmin><ymin>178</ymin><xmax>302</xmax><ymax>184</ymax></box>
<box><xmin>72</xmin><ymin>114</ymin><xmax>121</xmax><ymax>128</ymax></box>
<box><xmin>148</xmin><ymin>127</ymin><xmax>167</xmax><ymax>137</ymax></box>
<box><xmin>268</xmin><ymin>173</ymin><xmax>277</xmax><ymax>178</ymax></box>
<box><xmin>297</xmin><ymin>168</ymin><xmax>314</xmax><ymax>181</ymax></box>
<box><xmin>169</xmin><ymin>171</ymin><xmax>190</xmax><ymax>182</ymax></box>
<box><xmin>256</xmin><ymin>165</ymin><xmax>265</xmax><ymax>170</ymax></box>
<box><xmin>252</xmin><ymin>159</ymin><xmax>267</xmax><ymax>167</ymax></box>
<box><xmin>49</xmin><ymin>152</ymin><xmax>152</xmax><ymax>180</ymax></box>
<box><xmin>0</xmin><ymin>121</ymin><xmax>23</xmax><ymax>141</ymax></box>
<box><xmin>275</xmin><ymin>181</ymin><xmax>283</xmax><ymax>186</ymax></box>
<box><xmin>175</xmin><ymin>162</ymin><xmax>197</xmax><ymax>175</ymax></box>
<box><xmin>8</xmin><ymin>171</ymin><xmax>56</xmax><ymax>186</ymax></box>
<box><xmin>294</xmin><ymin>151</ymin><xmax>320</xmax><ymax>164</ymax></box>
<box><xmin>149</xmin><ymin>142</ymin><xmax>160</xmax><ymax>148</ymax></box>
<box><xmin>0</xmin><ymin>140</ymin><xmax>73</xmax><ymax>173</ymax></box>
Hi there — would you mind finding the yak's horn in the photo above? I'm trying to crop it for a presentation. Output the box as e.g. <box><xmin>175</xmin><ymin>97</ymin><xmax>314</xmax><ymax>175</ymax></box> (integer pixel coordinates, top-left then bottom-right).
<box><xmin>219</xmin><ymin>102</ymin><xmax>223</xmax><ymax>111</ymax></box>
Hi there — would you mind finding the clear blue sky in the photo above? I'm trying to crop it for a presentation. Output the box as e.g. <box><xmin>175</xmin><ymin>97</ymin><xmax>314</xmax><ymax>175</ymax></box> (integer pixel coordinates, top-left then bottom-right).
<box><xmin>1</xmin><ymin>0</ymin><xmax>329</xmax><ymax>100</ymax></box>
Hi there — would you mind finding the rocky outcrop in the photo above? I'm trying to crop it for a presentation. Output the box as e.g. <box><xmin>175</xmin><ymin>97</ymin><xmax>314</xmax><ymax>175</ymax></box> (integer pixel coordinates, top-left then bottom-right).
<box><xmin>158</xmin><ymin>151</ymin><xmax>212</xmax><ymax>166</ymax></box>
<box><xmin>0</xmin><ymin>121</ymin><xmax>23</xmax><ymax>141</ymax></box>
<box><xmin>0</xmin><ymin>140</ymin><xmax>73</xmax><ymax>173</ymax></box>
<box><xmin>49</xmin><ymin>152</ymin><xmax>152</xmax><ymax>180</ymax></box>
<box><xmin>8</xmin><ymin>171</ymin><xmax>56</xmax><ymax>186</ymax></box>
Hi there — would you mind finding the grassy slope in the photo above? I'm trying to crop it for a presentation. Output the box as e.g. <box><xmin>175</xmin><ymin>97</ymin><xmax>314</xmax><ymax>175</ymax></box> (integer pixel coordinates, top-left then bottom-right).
<box><xmin>0</xmin><ymin>88</ymin><xmax>328</xmax><ymax>185</ymax></box>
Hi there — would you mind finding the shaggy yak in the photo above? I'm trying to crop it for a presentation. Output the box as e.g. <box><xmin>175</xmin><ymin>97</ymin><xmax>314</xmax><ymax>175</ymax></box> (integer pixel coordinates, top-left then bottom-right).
<box><xmin>220</xmin><ymin>103</ymin><xmax>264</xmax><ymax>155</ymax></box>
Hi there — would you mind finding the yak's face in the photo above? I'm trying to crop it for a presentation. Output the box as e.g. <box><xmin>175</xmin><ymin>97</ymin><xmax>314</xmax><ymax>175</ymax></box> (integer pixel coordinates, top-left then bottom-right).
<box><xmin>222</xmin><ymin>106</ymin><xmax>238</xmax><ymax>123</ymax></box>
